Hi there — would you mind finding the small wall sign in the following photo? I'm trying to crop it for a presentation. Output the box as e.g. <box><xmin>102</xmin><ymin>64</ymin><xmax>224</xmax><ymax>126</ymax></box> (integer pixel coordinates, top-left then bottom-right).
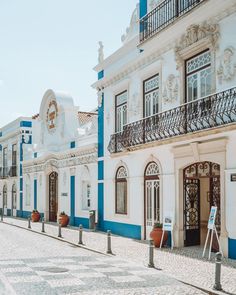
<box><xmin>61</xmin><ymin>193</ymin><xmax>68</xmax><ymax>197</ymax></box>
<box><xmin>231</xmin><ymin>174</ymin><xmax>236</xmax><ymax>182</ymax></box>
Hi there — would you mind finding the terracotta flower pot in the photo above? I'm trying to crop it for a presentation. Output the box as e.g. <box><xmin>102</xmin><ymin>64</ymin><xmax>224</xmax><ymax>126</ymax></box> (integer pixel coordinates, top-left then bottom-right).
<box><xmin>150</xmin><ymin>228</ymin><xmax>168</xmax><ymax>247</ymax></box>
<box><xmin>58</xmin><ymin>214</ymin><xmax>69</xmax><ymax>227</ymax></box>
<box><xmin>31</xmin><ymin>211</ymin><xmax>40</xmax><ymax>222</ymax></box>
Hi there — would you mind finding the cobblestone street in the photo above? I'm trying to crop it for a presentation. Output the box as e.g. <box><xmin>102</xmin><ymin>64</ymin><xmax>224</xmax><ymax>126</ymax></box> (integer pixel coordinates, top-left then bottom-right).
<box><xmin>0</xmin><ymin>221</ymin><xmax>207</xmax><ymax>295</ymax></box>
<box><xmin>2</xmin><ymin>217</ymin><xmax>236</xmax><ymax>294</ymax></box>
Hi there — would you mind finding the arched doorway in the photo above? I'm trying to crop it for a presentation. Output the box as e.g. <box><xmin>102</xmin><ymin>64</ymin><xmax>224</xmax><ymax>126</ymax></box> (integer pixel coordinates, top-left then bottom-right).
<box><xmin>3</xmin><ymin>185</ymin><xmax>7</xmax><ymax>215</ymax></box>
<box><xmin>144</xmin><ymin>162</ymin><xmax>160</xmax><ymax>239</ymax></box>
<box><xmin>49</xmin><ymin>172</ymin><xmax>58</xmax><ymax>222</ymax></box>
<box><xmin>183</xmin><ymin>161</ymin><xmax>220</xmax><ymax>246</ymax></box>
<box><xmin>11</xmin><ymin>184</ymin><xmax>17</xmax><ymax>216</ymax></box>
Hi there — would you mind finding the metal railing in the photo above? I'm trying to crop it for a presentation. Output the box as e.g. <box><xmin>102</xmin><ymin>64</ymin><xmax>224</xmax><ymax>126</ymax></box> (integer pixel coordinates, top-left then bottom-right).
<box><xmin>108</xmin><ymin>87</ymin><xmax>236</xmax><ymax>153</ymax></box>
<box><xmin>140</xmin><ymin>0</ymin><xmax>206</xmax><ymax>43</ymax></box>
<box><xmin>0</xmin><ymin>166</ymin><xmax>17</xmax><ymax>178</ymax></box>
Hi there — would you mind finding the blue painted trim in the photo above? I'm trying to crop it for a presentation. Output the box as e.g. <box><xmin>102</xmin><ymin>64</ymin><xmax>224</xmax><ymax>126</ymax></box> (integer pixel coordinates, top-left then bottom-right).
<box><xmin>103</xmin><ymin>220</ymin><xmax>141</xmax><ymax>240</ymax></box>
<box><xmin>34</xmin><ymin>179</ymin><xmax>37</xmax><ymax>210</ymax></box>
<box><xmin>98</xmin><ymin>160</ymin><xmax>104</xmax><ymax>181</ymax></box>
<box><xmin>7</xmin><ymin>209</ymin><xmax>11</xmax><ymax>216</ymax></box>
<box><xmin>229</xmin><ymin>238</ymin><xmax>236</xmax><ymax>259</ymax></box>
<box><xmin>20</xmin><ymin>143</ymin><xmax>23</xmax><ymax>161</ymax></box>
<box><xmin>74</xmin><ymin>217</ymin><xmax>89</xmax><ymax>229</ymax></box>
<box><xmin>98</xmin><ymin>183</ymin><xmax>104</xmax><ymax>229</ymax></box>
<box><xmin>139</xmin><ymin>0</ymin><xmax>147</xmax><ymax>18</ymax></box>
<box><xmin>98</xmin><ymin>70</ymin><xmax>104</xmax><ymax>80</ymax></box>
<box><xmin>70</xmin><ymin>176</ymin><xmax>75</xmax><ymax>226</ymax></box>
<box><xmin>20</xmin><ymin>121</ymin><xmax>32</xmax><ymax>128</ymax></box>
<box><xmin>20</xmin><ymin>192</ymin><xmax>23</xmax><ymax>215</ymax></box>
<box><xmin>20</xmin><ymin>178</ymin><xmax>23</xmax><ymax>191</ymax></box>
<box><xmin>70</xmin><ymin>141</ymin><xmax>76</xmax><ymax>149</ymax></box>
<box><xmin>0</xmin><ymin>144</ymin><xmax>2</xmax><ymax>151</ymax></box>
<box><xmin>21</xmin><ymin>210</ymin><xmax>32</xmax><ymax>219</ymax></box>
<box><xmin>20</xmin><ymin>164</ymin><xmax>23</xmax><ymax>176</ymax></box>
<box><xmin>34</xmin><ymin>152</ymin><xmax>37</xmax><ymax>158</ymax></box>
<box><xmin>98</xmin><ymin>93</ymin><xmax>104</xmax><ymax>158</ymax></box>
<box><xmin>0</xmin><ymin>132</ymin><xmax>2</xmax><ymax>137</ymax></box>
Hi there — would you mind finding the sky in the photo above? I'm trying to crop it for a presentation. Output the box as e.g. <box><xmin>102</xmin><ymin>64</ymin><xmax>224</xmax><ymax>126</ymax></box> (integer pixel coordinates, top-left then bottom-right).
<box><xmin>0</xmin><ymin>0</ymin><xmax>137</xmax><ymax>127</ymax></box>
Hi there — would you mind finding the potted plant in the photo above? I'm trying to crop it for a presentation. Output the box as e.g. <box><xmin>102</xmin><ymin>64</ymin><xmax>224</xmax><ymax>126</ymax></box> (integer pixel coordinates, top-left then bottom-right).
<box><xmin>58</xmin><ymin>211</ymin><xmax>69</xmax><ymax>227</ymax></box>
<box><xmin>31</xmin><ymin>209</ymin><xmax>40</xmax><ymax>222</ymax></box>
<box><xmin>150</xmin><ymin>223</ymin><xmax>168</xmax><ymax>247</ymax></box>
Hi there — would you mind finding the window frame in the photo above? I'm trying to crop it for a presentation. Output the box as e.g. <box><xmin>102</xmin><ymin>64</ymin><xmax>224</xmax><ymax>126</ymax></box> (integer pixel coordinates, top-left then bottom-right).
<box><xmin>115</xmin><ymin>90</ymin><xmax>128</xmax><ymax>133</ymax></box>
<box><xmin>143</xmin><ymin>73</ymin><xmax>159</xmax><ymax>118</ymax></box>
<box><xmin>185</xmin><ymin>49</ymin><xmax>212</xmax><ymax>103</ymax></box>
<box><xmin>115</xmin><ymin>166</ymin><xmax>128</xmax><ymax>215</ymax></box>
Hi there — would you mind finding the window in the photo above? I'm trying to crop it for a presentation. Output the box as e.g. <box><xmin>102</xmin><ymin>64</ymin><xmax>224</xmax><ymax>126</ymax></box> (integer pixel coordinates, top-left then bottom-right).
<box><xmin>144</xmin><ymin>74</ymin><xmax>159</xmax><ymax>118</ymax></box>
<box><xmin>11</xmin><ymin>144</ymin><xmax>17</xmax><ymax>177</ymax></box>
<box><xmin>3</xmin><ymin>185</ymin><xmax>7</xmax><ymax>208</ymax></box>
<box><xmin>25</xmin><ymin>175</ymin><xmax>31</xmax><ymax>206</ymax></box>
<box><xmin>115</xmin><ymin>166</ymin><xmax>128</xmax><ymax>214</ymax></box>
<box><xmin>115</xmin><ymin>91</ymin><xmax>127</xmax><ymax>132</ymax></box>
<box><xmin>82</xmin><ymin>181</ymin><xmax>91</xmax><ymax>210</ymax></box>
<box><xmin>3</xmin><ymin>147</ymin><xmax>7</xmax><ymax>177</ymax></box>
<box><xmin>186</xmin><ymin>50</ymin><xmax>212</xmax><ymax>102</ymax></box>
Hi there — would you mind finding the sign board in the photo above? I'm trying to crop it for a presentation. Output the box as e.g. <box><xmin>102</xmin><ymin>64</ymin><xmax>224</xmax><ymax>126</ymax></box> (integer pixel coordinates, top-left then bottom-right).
<box><xmin>61</xmin><ymin>193</ymin><xmax>68</xmax><ymax>197</ymax></box>
<box><xmin>231</xmin><ymin>174</ymin><xmax>236</xmax><ymax>182</ymax></box>
<box><xmin>163</xmin><ymin>216</ymin><xmax>173</xmax><ymax>232</ymax></box>
<box><xmin>207</xmin><ymin>206</ymin><xmax>217</xmax><ymax>230</ymax></box>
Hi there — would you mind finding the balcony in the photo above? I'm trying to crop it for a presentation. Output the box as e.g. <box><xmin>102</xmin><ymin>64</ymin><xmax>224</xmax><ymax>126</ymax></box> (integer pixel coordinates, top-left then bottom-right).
<box><xmin>140</xmin><ymin>0</ymin><xmax>206</xmax><ymax>43</ymax></box>
<box><xmin>0</xmin><ymin>166</ymin><xmax>17</xmax><ymax>179</ymax></box>
<box><xmin>108</xmin><ymin>87</ymin><xmax>236</xmax><ymax>154</ymax></box>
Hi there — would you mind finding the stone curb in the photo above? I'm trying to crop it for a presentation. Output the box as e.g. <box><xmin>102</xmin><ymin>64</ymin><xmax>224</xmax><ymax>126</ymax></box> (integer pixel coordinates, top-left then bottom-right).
<box><xmin>1</xmin><ymin>221</ymin><xmax>109</xmax><ymax>257</ymax></box>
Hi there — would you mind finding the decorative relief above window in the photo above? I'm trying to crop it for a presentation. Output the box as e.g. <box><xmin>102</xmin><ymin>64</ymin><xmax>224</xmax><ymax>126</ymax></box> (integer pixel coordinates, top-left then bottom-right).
<box><xmin>175</xmin><ymin>22</ymin><xmax>220</xmax><ymax>69</ymax></box>
<box><xmin>116</xmin><ymin>166</ymin><xmax>128</xmax><ymax>179</ymax></box>
<box><xmin>145</xmin><ymin>162</ymin><xmax>160</xmax><ymax>176</ymax></box>
<box><xmin>162</xmin><ymin>74</ymin><xmax>179</xmax><ymax>104</ymax></box>
<box><xmin>217</xmin><ymin>47</ymin><xmax>236</xmax><ymax>84</ymax></box>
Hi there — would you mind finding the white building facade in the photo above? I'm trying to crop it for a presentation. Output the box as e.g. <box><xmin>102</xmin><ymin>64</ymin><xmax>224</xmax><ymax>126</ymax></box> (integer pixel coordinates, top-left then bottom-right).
<box><xmin>93</xmin><ymin>0</ymin><xmax>236</xmax><ymax>259</ymax></box>
<box><xmin>1</xmin><ymin>89</ymin><xmax>98</xmax><ymax>228</ymax></box>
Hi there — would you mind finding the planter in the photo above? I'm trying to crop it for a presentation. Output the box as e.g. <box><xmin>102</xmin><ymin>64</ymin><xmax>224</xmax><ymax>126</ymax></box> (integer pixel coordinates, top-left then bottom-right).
<box><xmin>31</xmin><ymin>211</ymin><xmax>40</xmax><ymax>222</ymax></box>
<box><xmin>150</xmin><ymin>228</ymin><xmax>168</xmax><ymax>247</ymax></box>
<box><xmin>58</xmin><ymin>214</ymin><xmax>69</xmax><ymax>227</ymax></box>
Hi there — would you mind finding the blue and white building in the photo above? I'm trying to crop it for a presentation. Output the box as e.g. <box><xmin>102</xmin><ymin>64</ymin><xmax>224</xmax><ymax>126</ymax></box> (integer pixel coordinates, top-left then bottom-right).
<box><xmin>0</xmin><ymin>89</ymin><xmax>98</xmax><ymax>227</ymax></box>
<box><xmin>93</xmin><ymin>0</ymin><xmax>236</xmax><ymax>259</ymax></box>
<box><xmin>0</xmin><ymin>117</ymin><xmax>33</xmax><ymax>217</ymax></box>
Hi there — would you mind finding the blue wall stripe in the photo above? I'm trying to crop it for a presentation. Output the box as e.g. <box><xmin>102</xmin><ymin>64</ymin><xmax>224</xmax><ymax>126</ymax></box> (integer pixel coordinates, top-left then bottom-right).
<box><xmin>229</xmin><ymin>238</ymin><xmax>236</xmax><ymax>259</ymax></box>
<box><xmin>98</xmin><ymin>70</ymin><xmax>104</xmax><ymax>80</ymax></box>
<box><xmin>103</xmin><ymin>220</ymin><xmax>141</xmax><ymax>240</ymax></box>
<box><xmin>98</xmin><ymin>93</ymin><xmax>104</xmax><ymax>158</ymax></box>
<box><xmin>139</xmin><ymin>0</ymin><xmax>147</xmax><ymax>18</ymax></box>
<box><xmin>34</xmin><ymin>179</ymin><xmax>37</xmax><ymax>210</ymax></box>
<box><xmin>20</xmin><ymin>121</ymin><xmax>32</xmax><ymax>127</ymax></box>
<box><xmin>98</xmin><ymin>183</ymin><xmax>104</xmax><ymax>229</ymax></box>
<box><xmin>70</xmin><ymin>141</ymin><xmax>76</xmax><ymax>149</ymax></box>
<box><xmin>70</xmin><ymin>175</ymin><xmax>75</xmax><ymax>226</ymax></box>
<box><xmin>98</xmin><ymin>160</ymin><xmax>104</xmax><ymax>181</ymax></box>
<box><xmin>74</xmin><ymin>217</ymin><xmax>89</xmax><ymax>229</ymax></box>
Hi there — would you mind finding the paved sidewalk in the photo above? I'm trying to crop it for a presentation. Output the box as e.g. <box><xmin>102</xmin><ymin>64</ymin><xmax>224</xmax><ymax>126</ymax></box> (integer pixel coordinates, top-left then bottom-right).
<box><xmin>3</xmin><ymin>217</ymin><xmax>236</xmax><ymax>294</ymax></box>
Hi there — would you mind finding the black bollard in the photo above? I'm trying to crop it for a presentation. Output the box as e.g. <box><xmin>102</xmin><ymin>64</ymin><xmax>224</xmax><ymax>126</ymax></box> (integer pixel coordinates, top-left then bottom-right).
<box><xmin>58</xmin><ymin>222</ymin><xmax>62</xmax><ymax>238</ymax></box>
<box><xmin>41</xmin><ymin>218</ymin><xmax>45</xmax><ymax>233</ymax></box>
<box><xmin>78</xmin><ymin>224</ymin><xmax>83</xmax><ymax>245</ymax></box>
<box><xmin>28</xmin><ymin>216</ymin><xmax>31</xmax><ymax>229</ymax></box>
<box><xmin>106</xmin><ymin>230</ymin><xmax>112</xmax><ymax>254</ymax></box>
<box><xmin>213</xmin><ymin>252</ymin><xmax>223</xmax><ymax>291</ymax></box>
<box><xmin>148</xmin><ymin>240</ymin><xmax>155</xmax><ymax>268</ymax></box>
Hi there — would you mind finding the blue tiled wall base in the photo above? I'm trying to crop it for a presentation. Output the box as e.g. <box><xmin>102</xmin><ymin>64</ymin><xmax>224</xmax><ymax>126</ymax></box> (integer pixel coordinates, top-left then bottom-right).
<box><xmin>74</xmin><ymin>217</ymin><xmax>89</xmax><ymax>229</ymax></box>
<box><xmin>229</xmin><ymin>238</ymin><xmax>236</xmax><ymax>259</ymax></box>
<box><xmin>7</xmin><ymin>209</ymin><xmax>11</xmax><ymax>216</ymax></box>
<box><xmin>102</xmin><ymin>220</ymin><xmax>141</xmax><ymax>240</ymax></box>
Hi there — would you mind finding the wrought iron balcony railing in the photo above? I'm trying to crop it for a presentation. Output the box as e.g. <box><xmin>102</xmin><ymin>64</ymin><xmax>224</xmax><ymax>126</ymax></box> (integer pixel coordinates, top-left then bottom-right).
<box><xmin>0</xmin><ymin>166</ymin><xmax>17</xmax><ymax>178</ymax></box>
<box><xmin>108</xmin><ymin>87</ymin><xmax>236</xmax><ymax>154</ymax></box>
<box><xmin>140</xmin><ymin>0</ymin><xmax>206</xmax><ymax>43</ymax></box>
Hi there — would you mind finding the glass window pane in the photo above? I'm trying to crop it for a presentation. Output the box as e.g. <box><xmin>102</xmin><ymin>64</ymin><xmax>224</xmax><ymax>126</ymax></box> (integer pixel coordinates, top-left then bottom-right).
<box><xmin>116</xmin><ymin>181</ymin><xmax>127</xmax><ymax>214</ymax></box>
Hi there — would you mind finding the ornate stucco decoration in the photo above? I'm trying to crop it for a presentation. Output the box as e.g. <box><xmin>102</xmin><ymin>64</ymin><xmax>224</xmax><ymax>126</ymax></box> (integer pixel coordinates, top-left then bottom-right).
<box><xmin>162</xmin><ymin>74</ymin><xmax>179</xmax><ymax>104</ymax></box>
<box><xmin>217</xmin><ymin>47</ymin><xmax>236</xmax><ymax>84</ymax></box>
<box><xmin>175</xmin><ymin>22</ymin><xmax>220</xmax><ymax>69</ymax></box>
<box><xmin>98</xmin><ymin>41</ymin><xmax>104</xmax><ymax>64</ymax></box>
<box><xmin>121</xmin><ymin>4</ymin><xmax>139</xmax><ymax>44</ymax></box>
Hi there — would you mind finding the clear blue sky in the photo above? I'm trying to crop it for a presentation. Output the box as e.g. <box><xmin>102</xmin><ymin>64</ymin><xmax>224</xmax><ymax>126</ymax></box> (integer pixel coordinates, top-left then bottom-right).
<box><xmin>0</xmin><ymin>0</ymin><xmax>137</xmax><ymax>127</ymax></box>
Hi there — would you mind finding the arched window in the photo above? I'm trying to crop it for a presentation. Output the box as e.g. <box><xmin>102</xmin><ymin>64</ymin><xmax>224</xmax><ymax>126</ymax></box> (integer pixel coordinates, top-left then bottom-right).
<box><xmin>145</xmin><ymin>162</ymin><xmax>160</xmax><ymax>237</ymax></box>
<box><xmin>81</xmin><ymin>166</ymin><xmax>91</xmax><ymax>210</ymax></box>
<box><xmin>115</xmin><ymin>166</ymin><xmax>128</xmax><ymax>215</ymax></box>
<box><xmin>12</xmin><ymin>184</ymin><xmax>17</xmax><ymax>210</ymax></box>
<box><xmin>3</xmin><ymin>184</ymin><xmax>7</xmax><ymax>208</ymax></box>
